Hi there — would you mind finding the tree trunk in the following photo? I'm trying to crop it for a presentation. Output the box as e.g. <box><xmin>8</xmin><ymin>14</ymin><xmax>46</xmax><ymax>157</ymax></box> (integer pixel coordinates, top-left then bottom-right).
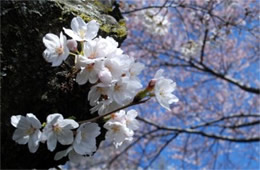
<box><xmin>1</xmin><ymin>0</ymin><xmax>126</xmax><ymax>168</ymax></box>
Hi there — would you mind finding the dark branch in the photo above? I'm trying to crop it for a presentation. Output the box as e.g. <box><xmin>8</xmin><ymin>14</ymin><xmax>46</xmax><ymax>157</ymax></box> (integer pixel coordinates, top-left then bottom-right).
<box><xmin>163</xmin><ymin>59</ymin><xmax>260</xmax><ymax>94</ymax></box>
<box><xmin>144</xmin><ymin>133</ymin><xmax>179</xmax><ymax>169</ymax></box>
<box><xmin>108</xmin><ymin>129</ymin><xmax>159</xmax><ymax>168</ymax></box>
<box><xmin>122</xmin><ymin>1</ymin><xmax>179</xmax><ymax>15</ymax></box>
<box><xmin>191</xmin><ymin>113</ymin><xmax>260</xmax><ymax>129</ymax></box>
<box><xmin>200</xmin><ymin>28</ymin><xmax>208</xmax><ymax>63</ymax></box>
<box><xmin>137</xmin><ymin>116</ymin><xmax>260</xmax><ymax>143</ymax></box>
<box><xmin>221</xmin><ymin>120</ymin><xmax>260</xmax><ymax>129</ymax></box>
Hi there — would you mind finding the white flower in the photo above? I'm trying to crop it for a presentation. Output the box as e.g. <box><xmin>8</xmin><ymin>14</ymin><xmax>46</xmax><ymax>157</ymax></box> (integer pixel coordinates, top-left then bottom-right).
<box><xmin>110</xmin><ymin>78</ymin><xmax>141</xmax><ymax>105</ymax></box>
<box><xmin>111</xmin><ymin>109</ymin><xmax>139</xmax><ymax>131</ymax></box>
<box><xmin>88</xmin><ymin>83</ymin><xmax>110</xmax><ymax>106</ymax></box>
<box><xmin>98</xmin><ymin>66</ymin><xmax>113</xmax><ymax>84</ymax></box>
<box><xmin>128</xmin><ymin>59</ymin><xmax>145</xmax><ymax>81</ymax></box>
<box><xmin>73</xmin><ymin>123</ymin><xmax>100</xmax><ymax>155</ymax></box>
<box><xmin>153</xmin><ymin>16</ymin><xmax>170</xmax><ymax>36</ymax></box>
<box><xmin>98</xmin><ymin>55</ymin><xmax>126</xmax><ymax>83</ymax></box>
<box><xmin>153</xmin><ymin>70</ymin><xmax>179</xmax><ymax>111</ymax></box>
<box><xmin>154</xmin><ymin>68</ymin><xmax>165</xmax><ymax>80</ymax></box>
<box><xmin>181</xmin><ymin>41</ymin><xmax>201</xmax><ymax>57</ymax></box>
<box><xmin>63</xmin><ymin>16</ymin><xmax>99</xmax><ymax>41</ymax></box>
<box><xmin>75</xmin><ymin>36</ymin><xmax>121</xmax><ymax>67</ymax></box>
<box><xmin>124</xmin><ymin>109</ymin><xmax>139</xmax><ymax>131</ymax></box>
<box><xmin>141</xmin><ymin>10</ymin><xmax>170</xmax><ymax>36</ymax></box>
<box><xmin>104</xmin><ymin>109</ymin><xmax>139</xmax><ymax>148</ymax></box>
<box><xmin>42</xmin><ymin>113</ymin><xmax>79</xmax><ymax>151</ymax></box>
<box><xmin>54</xmin><ymin>123</ymin><xmax>100</xmax><ymax>163</ymax></box>
<box><xmin>75</xmin><ymin>36</ymin><xmax>122</xmax><ymax>85</ymax></box>
<box><xmin>76</xmin><ymin>63</ymin><xmax>99</xmax><ymax>85</ymax></box>
<box><xmin>11</xmin><ymin>113</ymin><xmax>42</xmax><ymax>153</ymax></box>
<box><xmin>42</xmin><ymin>32</ymin><xmax>69</xmax><ymax>66</ymax></box>
<box><xmin>67</xmin><ymin>39</ymin><xmax>78</xmax><ymax>51</ymax></box>
<box><xmin>54</xmin><ymin>146</ymin><xmax>84</xmax><ymax>164</ymax></box>
<box><xmin>104</xmin><ymin>121</ymin><xmax>133</xmax><ymax>148</ymax></box>
<box><xmin>90</xmin><ymin>98</ymin><xmax>118</xmax><ymax>115</ymax></box>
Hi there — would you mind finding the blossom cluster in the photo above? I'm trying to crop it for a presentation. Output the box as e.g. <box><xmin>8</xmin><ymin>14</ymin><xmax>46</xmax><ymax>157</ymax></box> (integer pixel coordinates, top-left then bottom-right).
<box><xmin>11</xmin><ymin>16</ymin><xmax>178</xmax><ymax>163</ymax></box>
<box><xmin>10</xmin><ymin>111</ymin><xmax>133</xmax><ymax>163</ymax></box>
<box><xmin>140</xmin><ymin>9</ymin><xmax>170</xmax><ymax>36</ymax></box>
<box><xmin>104</xmin><ymin>109</ymin><xmax>139</xmax><ymax>148</ymax></box>
<box><xmin>11</xmin><ymin>113</ymin><xmax>99</xmax><ymax>156</ymax></box>
<box><xmin>181</xmin><ymin>40</ymin><xmax>201</xmax><ymax>57</ymax></box>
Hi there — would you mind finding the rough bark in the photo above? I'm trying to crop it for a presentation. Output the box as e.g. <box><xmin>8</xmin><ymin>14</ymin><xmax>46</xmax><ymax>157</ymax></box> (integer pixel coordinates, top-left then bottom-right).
<box><xmin>1</xmin><ymin>0</ymin><xmax>126</xmax><ymax>169</ymax></box>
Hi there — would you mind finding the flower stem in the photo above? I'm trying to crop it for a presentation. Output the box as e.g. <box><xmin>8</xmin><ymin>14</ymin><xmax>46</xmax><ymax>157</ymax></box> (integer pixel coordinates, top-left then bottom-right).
<box><xmin>69</xmin><ymin>52</ymin><xmax>77</xmax><ymax>56</ymax></box>
<box><xmin>78</xmin><ymin>97</ymin><xmax>151</xmax><ymax>124</ymax></box>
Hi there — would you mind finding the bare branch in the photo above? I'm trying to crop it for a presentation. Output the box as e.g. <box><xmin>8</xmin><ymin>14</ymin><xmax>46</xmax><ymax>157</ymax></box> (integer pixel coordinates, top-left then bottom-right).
<box><xmin>137</xmin><ymin>116</ymin><xmax>260</xmax><ymax>143</ymax></box>
<box><xmin>164</xmin><ymin>59</ymin><xmax>260</xmax><ymax>94</ymax></box>
<box><xmin>200</xmin><ymin>28</ymin><xmax>208</xmax><ymax>64</ymax></box>
<box><xmin>191</xmin><ymin>113</ymin><xmax>260</xmax><ymax>129</ymax></box>
<box><xmin>144</xmin><ymin>133</ymin><xmax>179</xmax><ymax>169</ymax></box>
<box><xmin>107</xmin><ymin>129</ymin><xmax>159</xmax><ymax>168</ymax></box>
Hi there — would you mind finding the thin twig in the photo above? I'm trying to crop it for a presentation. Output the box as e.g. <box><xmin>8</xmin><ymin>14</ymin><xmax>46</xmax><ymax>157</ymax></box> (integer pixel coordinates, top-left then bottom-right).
<box><xmin>137</xmin><ymin>116</ymin><xmax>260</xmax><ymax>143</ymax></box>
<box><xmin>79</xmin><ymin>98</ymin><xmax>151</xmax><ymax>124</ymax></box>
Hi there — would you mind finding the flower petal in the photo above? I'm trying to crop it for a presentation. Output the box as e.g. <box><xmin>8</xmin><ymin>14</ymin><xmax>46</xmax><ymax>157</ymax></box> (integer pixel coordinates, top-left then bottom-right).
<box><xmin>59</xmin><ymin>119</ymin><xmax>79</xmax><ymax>129</ymax></box>
<box><xmin>71</xmin><ymin>16</ymin><xmax>86</xmax><ymax>33</ymax></box>
<box><xmin>12</xmin><ymin>129</ymin><xmax>29</xmax><ymax>144</ymax></box>
<box><xmin>47</xmin><ymin>113</ymin><xmax>63</xmax><ymax>125</ymax></box>
<box><xmin>57</xmin><ymin>129</ymin><xmax>73</xmax><ymax>145</ymax></box>
<box><xmin>11</xmin><ymin>115</ymin><xmax>22</xmax><ymax>128</ymax></box>
<box><xmin>47</xmin><ymin>133</ymin><xmax>57</xmax><ymax>151</ymax></box>
<box><xmin>85</xmin><ymin>20</ymin><xmax>99</xmax><ymax>40</ymax></box>
<box><xmin>76</xmin><ymin>69</ymin><xmax>89</xmax><ymax>85</ymax></box>
<box><xmin>154</xmin><ymin>69</ymin><xmax>164</xmax><ymax>79</ymax></box>
<box><xmin>11</xmin><ymin>115</ymin><xmax>30</xmax><ymax>129</ymax></box>
<box><xmin>26</xmin><ymin>113</ymin><xmax>41</xmax><ymax>129</ymax></box>
<box><xmin>28</xmin><ymin>134</ymin><xmax>40</xmax><ymax>153</ymax></box>
<box><xmin>68</xmin><ymin>149</ymin><xmax>84</xmax><ymax>164</ymax></box>
<box><xmin>63</xmin><ymin>28</ymin><xmax>82</xmax><ymax>41</ymax></box>
<box><xmin>43</xmin><ymin>33</ymin><xmax>59</xmax><ymax>49</ymax></box>
<box><xmin>54</xmin><ymin>147</ymin><xmax>73</xmax><ymax>161</ymax></box>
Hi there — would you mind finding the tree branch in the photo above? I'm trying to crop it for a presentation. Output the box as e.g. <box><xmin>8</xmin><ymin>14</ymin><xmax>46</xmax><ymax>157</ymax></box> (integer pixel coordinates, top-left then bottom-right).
<box><xmin>200</xmin><ymin>28</ymin><xmax>208</xmax><ymax>63</ymax></box>
<box><xmin>144</xmin><ymin>133</ymin><xmax>179</xmax><ymax>169</ymax></box>
<box><xmin>220</xmin><ymin>120</ymin><xmax>260</xmax><ymax>129</ymax></box>
<box><xmin>107</xmin><ymin>129</ymin><xmax>159</xmax><ymax>168</ymax></box>
<box><xmin>196</xmin><ymin>62</ymin><xmax>260</xmax><ymax>94</ymax></box>
<box><xmin>190</xmin><ymin>113</ymin><xmax>260</xmax><ymax>129</ymax></box>
<box><xmin>79</xmin><ymin>97</ymin><xmax>151</xmax><ymax>124</ymax></box>
<box><xmin>163</xmin><ymin>59</ymin><xmax>260</xmax><ymax>94</ymax></box>
<box><xmin>137</xmin><ymin>116</ymin><xmax>260</xmax><ymax>143</ymax></box>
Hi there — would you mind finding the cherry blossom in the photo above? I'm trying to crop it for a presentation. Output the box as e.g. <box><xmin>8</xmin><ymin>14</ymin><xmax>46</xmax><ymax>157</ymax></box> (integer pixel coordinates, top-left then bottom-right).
<box><xmin>73</xmin><ymin>123</ymin><xmax>100</xmax><ymax>155</ymax></box>
<box><xmin>104</xmin><ymin>121</ymin><xmax>134</xmax><ymax>148</ymax></box>
<box><xmin>42</xmin><ymin>113</ymin><xmax>79</xmax><ymax>151</ymax></box>
<box><xmin>111</xmin><ymin>109</ymin><xmax>139</xmax><ymax>131</ymax></box>
<box><xmin>75</xmin><ymin>63</ymin><xmax>99</xmax><ymax>85</ymax></box>
<box><xmin>42</xmin><ymin>32</ymin><xmax>69</xmax><ymax>67</ymax></box>
<box><xmin>141</xmin><ymin>9</ymin><xmax>170</xmax><ymax>36</ymax></box>
<box><xmin>104</xmin><ymin>109</ymin><xmax>139</xmax><ymax>148</ymax></box>
<box><xmin>124</xmin><ymin>109</ymin><xmax>139</xmax><ymax>131</ymax></box>
<box><xmin>10</xmin><ymin>14</ymin><xmax>181</xmax><ymax>165</ymax></box>
<box><xmin>67</xmin><ymin>39</ymin><xmax>78</xmax><ymax>52</ymax></box>
<box><xmin>63</xmin><ymin>16</ymin><xmax>99</xmax><ymax>42</ymax></box>
<box><xmin>110</xmin><ymin>78</ymin><xmax>141</xmax><ymax>106</ymax></box>
<box><xmin>75</xmin><ymin>36</ymin><xmax>123</xmax><ymax>85</ymax></box>
<box><xmin>11</xmin><ymin>113</ymin><xmax>42</xmax><ymax>153</ymax></box>
<box><xmin>151</xmin><ymin>69</ymin><xmax>179</xmax><ymax>111</ymax></box>
<box><xmin>54</xmin><ymin>146</ymin><xmax>84</xmax><ymax>164</ymax></box>
<box><xmin>154</xmin><ymin>78</ymin><xmax>179</xmax><ymax>111</ymax></box>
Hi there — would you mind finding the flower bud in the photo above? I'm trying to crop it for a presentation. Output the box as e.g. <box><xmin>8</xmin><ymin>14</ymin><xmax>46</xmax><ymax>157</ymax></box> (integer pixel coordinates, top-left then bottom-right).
<box><xmin>147</xmin><ymin>79</ymin><xmax>156</xmax><ymax>91</ymax></box>
<box><xmin>67</xmin><ymin>39</ymin><xmax>78</xmax><ymax>51</ymax></box>
<box><xmin>98</xmin><ymin>67</ymin><xmax>112</xmax><ymax>84</ymax></box>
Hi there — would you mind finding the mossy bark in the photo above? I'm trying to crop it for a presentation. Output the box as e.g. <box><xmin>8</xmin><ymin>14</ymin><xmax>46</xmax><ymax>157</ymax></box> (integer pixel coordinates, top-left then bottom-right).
<box><xmin>1</xmin><ymin>0</ymin><xmax>126</xmax><ymax>169</ymax></box>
